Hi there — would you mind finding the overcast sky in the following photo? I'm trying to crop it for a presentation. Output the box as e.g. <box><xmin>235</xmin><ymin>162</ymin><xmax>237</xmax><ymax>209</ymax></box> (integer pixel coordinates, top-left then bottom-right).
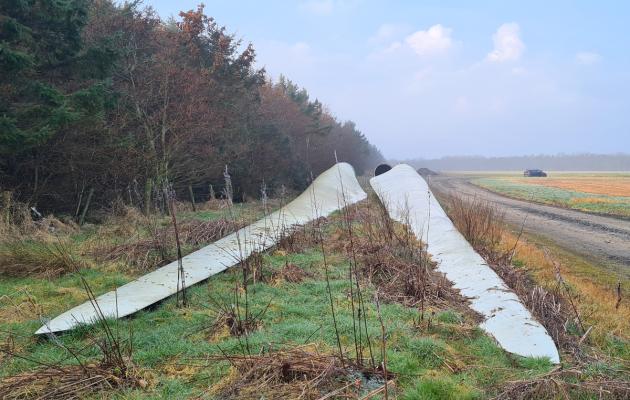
<box><xmin>147</xmin><ymin>0</ymin><xmax>630</xmax><ymax>159</ymax></box>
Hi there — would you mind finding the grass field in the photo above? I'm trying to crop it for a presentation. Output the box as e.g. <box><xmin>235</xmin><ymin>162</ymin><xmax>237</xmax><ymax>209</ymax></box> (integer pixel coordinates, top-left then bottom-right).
<box><xmin>468</xmin><ymin>172</ymin><xmax>630</xmax><ymax>218</ymax></box>
<box><xmin>1</xmin><ymin>196</ymin><xmax>628</xmax><ymax>398</ymax></box>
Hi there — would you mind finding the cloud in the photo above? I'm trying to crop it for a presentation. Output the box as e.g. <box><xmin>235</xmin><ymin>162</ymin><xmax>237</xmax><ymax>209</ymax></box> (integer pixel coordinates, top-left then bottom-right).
<box><xmin>405</xmin><ymin>24</ymin><xmax>453</xmax><ymax>56</ymax></box>
<box><xmin>576</xmin><ymin>51</ymin><xmax>601</xmax><ymax>65</ymax></box>
<box><xmin>487</xmin><ymin>23</ymin><xmax>524</xmax><ymax>62</ymax></box>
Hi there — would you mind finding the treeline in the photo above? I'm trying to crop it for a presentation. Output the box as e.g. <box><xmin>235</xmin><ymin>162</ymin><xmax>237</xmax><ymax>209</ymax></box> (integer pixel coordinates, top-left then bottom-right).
<box><xmin>0</xmin><ymin>1</ymin><xmax>383</xmax><ymax>215</ymax></box>
<box><xmin>405</xmin><ymin>153</ymin><xmax>630</xmax><ymax>171</ymax></box>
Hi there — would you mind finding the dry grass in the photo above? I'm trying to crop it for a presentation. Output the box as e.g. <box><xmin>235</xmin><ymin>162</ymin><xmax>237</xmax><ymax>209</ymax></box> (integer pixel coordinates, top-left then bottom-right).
<box><xmin>570</xmin><ymin>197</ymin><xmax>617</xmax><ymax>204</ymax></box>
<box><xmin>271</xmin><ymin>262</ymin><xmax>313</xmax><ymax>283</ymax></box>
<box><xmin>493</xmin><ymin>367</ymin><xmax>630</xmax><ymax>399</ymax></box>
<box><xmin>0</xmin><ymin>363</ymin><xmax>141</xmax><ymax>400</ymax></box>
<box><xmin>90</xmin><ymin>218</ymin><xmax>241</xmax><ymax>271</ymax></box>
<box><xmin>443</xmin><ymin>193</ymin><xmax>630</xmax><ymax>349</ymax></box>
<box><xmin>202</xmin><ymin>307</ymin><xmax>264</xmax><ymax>338</ymax></box>
<box><xmin>512</xmin><ymin>177</ymin><xmax>630</xmax><ymax>197</ymax></box>
<box><xmin>0</xmin><ymin>239</ymin><xmax>87</xmax><ymax>278</ymax></box>
<box><xmin>444</xmin><ymin>195</ymin><xmax>585</xmax><ymax>353</ymax></box>
<box><xmin>0</xmin><ymin>194</ymin><xmax>86</xmax><ymax>278</ymax></box>
<box><xmin>275</xmin><ymin>220</ymin><xmax>324</xmax><ymax>254</ymax></box>
<box><xmin>499</xmin><ymin>231</ymin><xmax>630</xmax><ymax>344</ymax></box>
<box><xmin>0</xmin><ymin>288</ymin><xmax>43</xmax><ymax>324</ymax></box>
<box><xmin>444</xmin><ymin>195</ymin><xmax>505</xmax><ymax>251</ymax></box>
<box><xmin>200</xmin><ymin>345</ymin><xmax>390</xmax><ymax>399</ymax></box>
<box><xmin>0</xmin><ymin>195</ymin><xmax>79</xmax><ymax>241</ymax></box>
<box><xmin>330</xmin><ymin>200</ymin><xmax>474</xmax><ymax>320</ymax></box>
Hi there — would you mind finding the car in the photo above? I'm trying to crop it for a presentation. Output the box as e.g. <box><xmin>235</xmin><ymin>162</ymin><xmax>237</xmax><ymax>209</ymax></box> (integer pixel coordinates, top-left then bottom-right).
<box><xmin>524</xmin><ymin>169</ymin><xmax>547</xmax><ymax>177</ymax></box>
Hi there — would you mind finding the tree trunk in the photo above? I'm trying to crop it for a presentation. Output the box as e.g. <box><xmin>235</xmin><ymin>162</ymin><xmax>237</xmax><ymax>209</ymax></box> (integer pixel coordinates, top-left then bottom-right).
<box><xmin>79</xmin><ymin>188</ymin><xmax>94</xmax><ymax>226</ymax></box>
<box><xmin>74</xmin><ymin>185</ymin><xmax>85</xmax><ymax>221</ymax></box>
<box><xmin>188</xmin><ymin>185</ymin><xmax>196</xmax><ymax>211</ymax></box>
<box><xmin>2</xmin><ymin>191</ymin><xmax>12</xmax><ymax>225</ymax></box>
<box><xmin>144</xmin><ymin>178</ymin><xmax>153</xmax><ymax>215</ymax></box>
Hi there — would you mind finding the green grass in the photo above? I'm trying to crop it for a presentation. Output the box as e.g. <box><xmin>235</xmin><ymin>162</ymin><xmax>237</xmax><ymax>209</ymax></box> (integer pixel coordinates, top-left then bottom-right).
<box><xmin>402</xmin><ymin>377</ymin><xmax>480</xmax><ymax>400</ymax></box>
<box><xmin>1</xmin><ymin>203</ymin><xmax>623</xmax><ymax>398</ymax></box>
<box><xmin>472</xmin><ymin>177</ymin><xmax>630</xmax><ymax>217</ymax></box>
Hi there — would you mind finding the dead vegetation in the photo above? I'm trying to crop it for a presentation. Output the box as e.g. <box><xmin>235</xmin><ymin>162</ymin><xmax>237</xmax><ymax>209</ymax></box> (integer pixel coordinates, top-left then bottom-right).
<box><xmin>332</xmin><ymin>197</ymin><xmax>473</xmax><ymax>319</ymax></box>
<box><xmin>275</xmin><ymin>220</ymin><xmax>324</xmax><ymax>254</ymax></box>
<box><xmin>0</xmin><ymin>288</ymin><xmax>43</xmax><ymax>324</ymax></box>
<box><xmin>444</xmin><ymin>194</ymin><xmax>585</xmax><ymax>352</ymax></box>
<box><xmin>0</xmin><ymin>239</ymin><xmax>86</xmax><ymax>278</ymax></box>
<box><xmin>444</xmin><ymin>195</ymin><xmax>505</xmax><ymax>251</ymax></box>
<box><xmin>488</xmin><ymin>250</ymin><xmax>586</xmax><ymax>355</ymax></box>
<box><xmin>0</xmin><ymin>194</ymin><xmax>79</xmax><ymax>239</ymax></box>
<box><xmin>0</xmin><ymin>280</ymin><xmax>146</xmax><ymax>399</ymax></box>
<box><xmin>200</xmin><ymin>293</ymin><xmax>269</xmax><ymax>339</ymax></box>
<box><xmin>272</xmin><ymin>262</ymin><xmax>313</xmax><ymax>283</ymax></box>
<box><xmin>0</xmin><ymin>196</ymin><xmax>86</xmax><ymax>278</ymax></box>
<box><xmin>202</xmin><ymin>345</ymin><xmax>391</xmax><ymax>399</ymax></box>
<box><xmin>493</xmin><ymin>367</ymin><xmax>630</xmax><ymax>400</ymax></box>
<box><xmin>0</xmin><ymin>363</ymin><xmax>140</xmax><ymax>400</ymax></box>
<box><xmin>91</xmin><ymin>217</ymin><xmax>242</xmax><ymax>271</ymax></box>
<box><xmin>2</xmin><ymin>185</ymin><xmax>625</xmax><ymax>399</ymax></box>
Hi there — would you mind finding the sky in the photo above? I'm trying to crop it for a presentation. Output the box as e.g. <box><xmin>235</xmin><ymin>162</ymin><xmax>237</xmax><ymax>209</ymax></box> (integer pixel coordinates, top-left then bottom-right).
<box><xmin>146</xmin><ymin>0</ymin><xmax>630</xmax><ymax>159</ymax></box>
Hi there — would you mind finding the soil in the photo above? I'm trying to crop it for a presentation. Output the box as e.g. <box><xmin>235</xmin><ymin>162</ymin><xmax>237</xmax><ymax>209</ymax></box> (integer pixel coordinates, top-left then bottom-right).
<box><xmin>428</xmin><ymin>175</ymin><xmax>630</xmax><ymax>280</ymax></box>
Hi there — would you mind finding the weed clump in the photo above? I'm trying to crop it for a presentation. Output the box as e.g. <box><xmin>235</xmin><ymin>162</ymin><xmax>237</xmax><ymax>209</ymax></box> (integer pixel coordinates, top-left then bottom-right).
<box><xmin>336</xmin><ymin>201</ymin><xmax>470</xmax><ymax>317</ymax></box>
<box><xmin>92</xmin><ymin>217</ymin><xmax>242</xmax><ymax>271</ymax></box>
<box><xmin>0</xmin><ymin>363</ymin><xmax>141</xmax><ymax>399</ymax></box>
<box><xmin>494</xmin><ymin>368</ymin><xmax>630</xmax><ymax>399</ymax></box>
<box><xmin>271</xmin><ymin>263</ymin><xmax>313</xmax><ymax>283</ymax></box>
<box><xmin>445</xmin><ymin>195</ymin><xmax>505</xmax><ymax>252</ymax></box>
<box><xmin>0</xmin><ymin>239</ymin><xmax>86</xmax><ymax>278</ymax></box>
<box><xmin>205</xmin><ymin>345</ymin><xmax>391</xmax><ymax>399</ymax></box>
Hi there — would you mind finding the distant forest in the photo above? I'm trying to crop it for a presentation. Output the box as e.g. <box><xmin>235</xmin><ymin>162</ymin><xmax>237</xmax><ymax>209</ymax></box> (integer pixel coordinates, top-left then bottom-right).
<box><xmin>405</xmin><ymin>153</ymin><xmax>630</xmax><ymax>172</ymax></box>
<box><xmin>0</xmin><ymin>1</ymin><xmax>383</xmax><ymax>215</ymax></box>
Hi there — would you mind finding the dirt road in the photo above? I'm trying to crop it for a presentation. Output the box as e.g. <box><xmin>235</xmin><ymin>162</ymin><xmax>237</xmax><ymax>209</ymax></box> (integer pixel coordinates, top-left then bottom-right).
<box><xmin>429</xmin><ymin>175</ymin><xmax>630</xmax><ymax>280</ymax></box>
